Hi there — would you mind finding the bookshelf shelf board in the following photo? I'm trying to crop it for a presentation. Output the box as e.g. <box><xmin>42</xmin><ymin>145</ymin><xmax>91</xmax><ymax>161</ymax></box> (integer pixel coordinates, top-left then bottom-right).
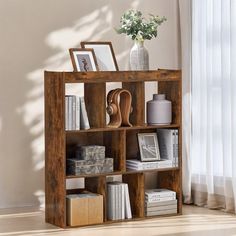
<box><xmin>45</xmin><ymin>69</ymin><xmax>181</xmax><ymax>84</ymax></box>
<box><xmin>125</xmin><ymin>167</ymin><xmax>180</xmax><ymax>175</ymax></box>
<box><xmin>66</xmin><ymin>171</ymin><xmax>123</xmax><ymax>179</ymax></box>
<box><xmin>66</xmin><ymin>168</ymin><xmax>180</xmax><ymax>179</ymax></box>
<box><xmin>66</xmin><ymin>124</ymin><xmax>180</xmax><ymax>134</ymax></box>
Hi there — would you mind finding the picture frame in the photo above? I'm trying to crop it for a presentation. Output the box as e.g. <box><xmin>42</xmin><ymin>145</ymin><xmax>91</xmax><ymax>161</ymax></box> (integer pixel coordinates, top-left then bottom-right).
<box><xmin>80</xmin><ymin>41</ymin><xmax>119</xmax><ymax>71</ymax></box>
<box><xmin>69</xmin><ymin>48</ymin><xmax>99</xmax><ymax>72</ymax></box>
<box><xmin>137</xmin><ymin>133</ymin><xmax>160</xmax><ymax>162</ymax></box>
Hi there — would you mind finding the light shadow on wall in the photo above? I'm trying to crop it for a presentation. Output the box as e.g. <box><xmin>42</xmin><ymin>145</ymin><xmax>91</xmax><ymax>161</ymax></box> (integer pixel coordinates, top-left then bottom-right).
<box><xmin>12</xmin><ymin>0</ymin><xmax>139</xmax><ymax>208</ymax></box>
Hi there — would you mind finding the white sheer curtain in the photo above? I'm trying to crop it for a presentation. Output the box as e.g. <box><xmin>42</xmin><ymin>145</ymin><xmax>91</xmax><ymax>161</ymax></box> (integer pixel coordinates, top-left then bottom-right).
<box><xmin>191</xmin><ymin>0</ymin><xmax>236</xmax><ymax>212</ymax></box>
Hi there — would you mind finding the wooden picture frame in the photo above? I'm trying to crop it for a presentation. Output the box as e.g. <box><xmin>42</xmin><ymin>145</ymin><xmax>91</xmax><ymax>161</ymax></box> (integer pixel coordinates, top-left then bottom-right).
<box><xmin>69</xmin><ymin>48</ymin><xmax>99</xmax><ymax>72</ymax></box>
<box><xmin>80</xmin><ymin>42</ymin><xmax>119</xmax><ymax>71</ymax></box>
<box><xmin>137</xmin><ymin>133</ymin><xmax>160</xmax><ymax>162</ymax></box>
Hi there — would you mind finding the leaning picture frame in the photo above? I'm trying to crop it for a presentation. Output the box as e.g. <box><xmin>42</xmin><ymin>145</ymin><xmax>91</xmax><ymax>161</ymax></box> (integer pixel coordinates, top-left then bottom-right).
<box><xmin>69</xmin><ymin>48</ymin><xmax>99</xmax><ymax>72</ymax></box>
<box><xmin>80</xmin><ymin>41</ymin><xmax>119</xmax><ymax>71</ymax></box>
<box><xmin>137</xmin><ymin>133</ymin><xmax>160</xmax><ymax>162</ymax></box>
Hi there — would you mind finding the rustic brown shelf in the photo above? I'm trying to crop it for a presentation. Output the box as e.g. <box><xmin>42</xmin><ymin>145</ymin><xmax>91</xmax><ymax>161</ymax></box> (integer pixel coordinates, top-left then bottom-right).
<box><xmin>65</xmin><ymin>124</ymin><xmax>180</xmax><ymax>133</ymax></box>
<box><xmin>66</xmin><ymin>167</ymin><xmax>180</xmax><ymax>179</ymax></box>
<box><xmin>45</xmin><ymin>69</ymin><xmax>181</xmax><ymax>84</ymax></box>
<box><xmin>44</xmin><ymin>69</ymin><xmax>182</xmax><ymax>228</ymax></box>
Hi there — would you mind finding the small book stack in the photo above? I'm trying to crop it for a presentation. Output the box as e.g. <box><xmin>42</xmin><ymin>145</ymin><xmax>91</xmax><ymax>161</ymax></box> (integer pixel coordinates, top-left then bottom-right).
<box><xmin>65</xmin><ymin>96</ymin><xmax>90</xmax><ymax>130</ymax></box>
<box><xmin>156</xmin><ymin>129</ymin><xmax>179</xmax><ymax>167</ymax></box>
<box><xmin>107</xmin><ymin>182</ymin><xmax>132</xmax><ymax>220</ymax></box>
<box><xmin>145</xmin><ymin>189</ymin><xmax>177</xmax><ymax>216</ymax></box>
<box><xmin>126</xmin><ymin>159</ymin><xmax>173</xmax><ymax>171</ymax></box>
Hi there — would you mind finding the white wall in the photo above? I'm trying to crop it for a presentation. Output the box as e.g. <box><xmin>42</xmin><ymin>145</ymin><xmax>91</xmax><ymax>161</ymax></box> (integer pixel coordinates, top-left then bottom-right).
<box><xmin>0</xmin><ymin>0</ymin><xmax>180</xmax><ymax>208</ymax></box>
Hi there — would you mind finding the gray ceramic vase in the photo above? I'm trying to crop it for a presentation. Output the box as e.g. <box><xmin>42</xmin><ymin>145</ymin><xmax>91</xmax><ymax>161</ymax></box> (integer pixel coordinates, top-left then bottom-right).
<box><xmin>147</xmin><ymin>94</ymin><xmax>172</xmax><ymax>125</ymax></box>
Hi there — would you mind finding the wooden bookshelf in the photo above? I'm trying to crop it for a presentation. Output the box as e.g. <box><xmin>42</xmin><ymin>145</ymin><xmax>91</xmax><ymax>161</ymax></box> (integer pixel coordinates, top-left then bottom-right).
<box><xmin>44</xmin><ymin>69</ymin><xmax>182</xmax><ymax>228</ymax></box>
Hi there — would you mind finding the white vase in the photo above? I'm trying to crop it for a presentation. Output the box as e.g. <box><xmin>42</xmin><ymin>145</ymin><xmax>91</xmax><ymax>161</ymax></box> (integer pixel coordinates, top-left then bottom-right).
<box><xmin>129</xmin><ymin>40</ymin><xmax>149</xmax><ymax>70</ymax></box>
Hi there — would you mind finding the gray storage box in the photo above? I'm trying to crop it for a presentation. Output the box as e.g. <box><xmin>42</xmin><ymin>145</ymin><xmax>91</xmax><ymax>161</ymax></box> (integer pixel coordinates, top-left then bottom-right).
<box><xmin>75</xmin><ymin>145</ymin><xmax>105</xmax><ymax>160</ymax></box>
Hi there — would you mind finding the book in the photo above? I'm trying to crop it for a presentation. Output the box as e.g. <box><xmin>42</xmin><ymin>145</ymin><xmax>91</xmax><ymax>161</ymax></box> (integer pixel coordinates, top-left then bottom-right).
<box><xmin>146</xmin><ymin>204</ymin><xmax>177</xmax><ymax>212</ymax></box>
<box><xmin>124</xmin><ymin>183</ymin><xmax>132</xmax><ymax>219</ymax></box>
<box><xmin>126</xmin><ymin>159</ymin><xmax>173</xmax><ymax>170</ymax></box>
<box><xmin>174</xmin><ymin>130</ymin><xmax>179</xmax><ymax>167</ymax></box>
<box><xmin>65</xmin><ymin>96</ymin><xmax>69</xmax><ymax>130</ymax></box>
<box><xmin>156</xmin><ymin>129</ymin><xmax>177</xmax><ymax>167</ymax></box>
<box><xmin>68</xmin><ymin>96</ymin><xmax>73</xmax><ymax>130</ymax></box>
<box><xmin>145</xmin><ymin>189</ymin><xmax>176</xmax><ymax>198</ymax></box>
<box><xmin>80</xmin><ymin>97</ymin><xmax>90</xmax><ymax>129</ymax></box>
<box><xmin>146</xmin><ymin>208</ymin><xmax>177</xmax><ymax>216</ymax></box>
<box><xmin>145</xmin><ymin>195</ymin><xmax>176</xmax><ymax>203</ymax></box>
<box><xmin>75</xmin><ymin>96</ymin><xmax>80</xmax><ymax>130</ymax></box>
<box><xmin>72</xmin><ymin>95</ymin><xmax>76</xmax><ymax>130</ymax></box>
<box><xmin>145</xmin><ymin>199</ymin><xmax>177</xmax><ymax>208</ymax></box>
<box><xmin>107</xmin><ymin>182</ymin><xmax>132</xmax><ymax>220</ymax></box>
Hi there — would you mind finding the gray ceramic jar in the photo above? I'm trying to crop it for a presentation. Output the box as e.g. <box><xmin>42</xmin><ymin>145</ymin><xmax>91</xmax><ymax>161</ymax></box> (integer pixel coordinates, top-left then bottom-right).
<box><xmin>147</xmin><ymin>94</ymin><xmax>172</xmax><ymax>125</ymax></box>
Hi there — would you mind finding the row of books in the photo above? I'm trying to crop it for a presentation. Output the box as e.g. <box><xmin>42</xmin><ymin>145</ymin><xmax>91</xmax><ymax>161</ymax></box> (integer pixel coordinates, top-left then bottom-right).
<box><xmin>145</xmin><ymin>189</ymin><xmax>177</xmax><ymax>216</ymax></box>
<box><xmin>157</xmin><ymin>129</ymin><xmax>178</xmax><ymax>167</ymax></box>
<box><xmin>107</xmin><ymin>182</ymin><xmax>132</xmax><ymax>220</ymax></box>
<box><xmin>65</xmin><ymin>95</ymin><xmax>90</xmax><ymax>130</ymax></box>
<box><xmin>126</xmin><ymin>159</ymin><xmax>173</xmax><ymax>171</ymax></box>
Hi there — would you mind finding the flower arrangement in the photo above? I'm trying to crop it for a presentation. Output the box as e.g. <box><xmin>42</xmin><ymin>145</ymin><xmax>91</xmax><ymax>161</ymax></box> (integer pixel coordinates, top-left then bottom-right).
<box><xmin>116</xmin><ymin>9</ymin><xmax>167</xmax><ymax>42</ymax></box>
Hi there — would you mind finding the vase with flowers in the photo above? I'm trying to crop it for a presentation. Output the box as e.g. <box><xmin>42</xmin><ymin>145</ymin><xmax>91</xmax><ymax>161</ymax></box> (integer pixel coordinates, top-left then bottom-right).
<box><xmin>116</xmin><ymin>9</ymin><xmax>166</xmax><ymax>70</ymax></box>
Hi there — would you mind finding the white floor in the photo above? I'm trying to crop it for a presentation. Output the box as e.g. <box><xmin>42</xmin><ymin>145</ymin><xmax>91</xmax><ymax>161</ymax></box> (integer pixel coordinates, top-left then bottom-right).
<box><xmin>0</xmin><ymin>205</ymin><xmax>236</xmax><ymax>236</ymax></box>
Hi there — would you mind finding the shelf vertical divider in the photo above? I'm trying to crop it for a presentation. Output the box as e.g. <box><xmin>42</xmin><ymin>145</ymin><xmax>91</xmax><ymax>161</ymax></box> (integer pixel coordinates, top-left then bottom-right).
<box><xmin>44</xmin><ymin>71</ymin><xmax>66</xmax><ymax>228</ymax></box>
<box><xmin>84</xmin><ymin>82</ymin><xmax>106</xmax><ymax>128</ymax></box>
<box><xmin>122</xmin><ymin>81</ymin><xmax>145</xmax><ymax>126</ymax></box>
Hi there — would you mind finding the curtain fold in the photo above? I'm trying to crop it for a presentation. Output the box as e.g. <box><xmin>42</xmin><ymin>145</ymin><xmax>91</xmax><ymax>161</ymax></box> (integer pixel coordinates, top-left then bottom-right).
<box><xmin>191</xmin><ymin>0</ymin><xmax>236</xmax><ymax>213</ymax></box>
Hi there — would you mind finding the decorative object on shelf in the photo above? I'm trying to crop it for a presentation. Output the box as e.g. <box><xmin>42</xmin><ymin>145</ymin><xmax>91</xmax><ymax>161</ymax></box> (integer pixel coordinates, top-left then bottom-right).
<box><xmin>145</xmin><ymin>189</ymin><xmax>177</xmax><ymax>216</ymax></box>
<box><xmin>81</xmin><ymin>41</ymin><xmax>119</xmax><ymax>71</ymax></box>
<box><xmin>69</xmin><ymin>48</ymin><xmax>99</xmax><ymax>72</ymax></box>
<box><xmin>147</xmin><ymin>94</ymin><xmax>172</xmax><ymax>125</ymax></box>
<box><xmin>106</xmin><ymin>88</ymin><xmax>132</xmax><ymax>128</ymax></box>
<box><xmin>116</xmin><ymin>9</ymin><xmax>166</xmax><ymax>70</ymax></box>
<box><xmin>137</xmin><ymin>133</ymin><xmax>160</xmax><ymax>161</ymax></box>
<box><xmin>67</xmin><ymin>145</ymin><xmax>114</xmax><ymax>176</ymax></box>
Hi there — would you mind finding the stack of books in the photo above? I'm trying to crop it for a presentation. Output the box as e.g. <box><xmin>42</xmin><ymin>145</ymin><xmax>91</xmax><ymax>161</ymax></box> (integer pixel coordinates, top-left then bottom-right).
<box><xmin>126</xmin><ymin>159</ymin><xmax>173</xmax><ymax>171</ymax></box>
<box><xmin>107</xmin><ymin>182</ymin><xmax>132</xmax><ymax>220</ymax></box>
<box><xmin>157</xmin><ymin>129</ymin><xmax>179</xmax><ymax>167</ymax></box>
<box><xmin>65</xmin><ymin>96</ymin><xmax>90</xmax><ymax>130</ymax></box>
<box><xmin>145</xmin><ymin>189</ymin><xmax>177</xmax><ymax>216</ymax></box>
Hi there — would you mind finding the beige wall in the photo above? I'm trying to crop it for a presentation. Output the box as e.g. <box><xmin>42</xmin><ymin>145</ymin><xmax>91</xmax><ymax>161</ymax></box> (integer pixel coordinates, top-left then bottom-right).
<box><xmin>0</xmin><ymin>0</ymin><xmax>180</xmax><ymax>208</ymax></box>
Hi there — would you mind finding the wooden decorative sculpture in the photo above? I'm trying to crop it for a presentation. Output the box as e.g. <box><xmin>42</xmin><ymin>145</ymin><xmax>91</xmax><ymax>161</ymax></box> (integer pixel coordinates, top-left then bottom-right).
<box><xmin>106</xmin><ymin>88</ymin><xmax>132</xmax><ymax>128</ymax></box>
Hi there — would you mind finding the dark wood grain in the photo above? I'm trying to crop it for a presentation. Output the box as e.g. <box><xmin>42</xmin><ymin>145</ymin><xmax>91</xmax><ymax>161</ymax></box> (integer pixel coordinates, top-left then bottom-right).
<box><xmin>123</xmin><ymin>173</ymin><xmax>145</xmax><ymax>218</ymax></box>
<box><xmin>44</xmin><ymin>71</ymin><xmax>66</xmax><ymax>228</ymax></box>
<box><xmin>103</xmin><ymin>130</ymin><xmax>126</xmax><ymax>172</ymax></box>
<box><xmin>122</xmin><ymin>82</ymin><xmax>145</xmax><ymax>126</ymax></box>
<box><xmin>44</xmin><ymin>70</ymin><xmax>181</xmax><ymax>84</ymax></box>
<box><xmin>84</xmin><ymin>83</ymin><xmax>106</xmax><ymax>128</ymax></box>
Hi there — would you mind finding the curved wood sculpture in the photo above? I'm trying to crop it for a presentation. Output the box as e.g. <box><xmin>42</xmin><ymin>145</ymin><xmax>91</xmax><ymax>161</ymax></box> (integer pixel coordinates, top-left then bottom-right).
<box><xmin>106</xmin><ymin>88</ymin><xmax>132</xmax><ymax>128</ymax></box>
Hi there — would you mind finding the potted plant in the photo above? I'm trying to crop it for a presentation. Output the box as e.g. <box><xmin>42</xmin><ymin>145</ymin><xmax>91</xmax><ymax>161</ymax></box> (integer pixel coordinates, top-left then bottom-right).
<box><xmin>116</xmin><ymin>9</ymin><xmax>166</xmax><ymax>70</ymax></box>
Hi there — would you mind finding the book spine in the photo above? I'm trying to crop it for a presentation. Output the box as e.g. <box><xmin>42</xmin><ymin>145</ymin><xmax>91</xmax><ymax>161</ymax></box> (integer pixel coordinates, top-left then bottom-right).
<box><xmin>75</xmin><ymin>96</ymin><xmax>80</xmax><ymax>130</ymax></box>
<box><xmin>68</xmin><ymin>96</ymin><xmax>73</xmax><ymax>130</ymax></box>
<box><xmin>145</xmin><ymin>196</ymin><xmax>176</xmax><ymax>203</ymax></box>
<box><xmin>175</xmin><ymin>130</ymin><xmax>179</xmax><ymax>167</ymax></box>
<box><xmin>145</xmin><ymin>192</ymin><xmax>176</xmax><ymax>199</ymax></box>
<box><xmin>171</xmin><ymin>130</ymin><xmax>175</xmax><ymax>167</ymax></box>
<box><xmin>124</xmin><ymin>184</ymin><xmax>132</xmax><ymax>219</ymax></box>
<box><xmin>145</xmin><ymin>199</ymin><xmax>177</xmax><ymax>208</ymax></box>
<box><xmin>80</xmin><ymin>97</ymin><xmax>90</xmax><ymax>130</ymax></box>
<box><xmin>65</xmin><ymin>96</ymin><xmax>69</xmax><ymax>130</ymax></box>
<box><xmin>121</xmin><ymin>184</ymin><xmax>125</xmax><ymax>219</ymax></box>
<box><xmin>72</xmin><ymin>96</ymin><xmax>76</xmax><ymax>130</ymax></box>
